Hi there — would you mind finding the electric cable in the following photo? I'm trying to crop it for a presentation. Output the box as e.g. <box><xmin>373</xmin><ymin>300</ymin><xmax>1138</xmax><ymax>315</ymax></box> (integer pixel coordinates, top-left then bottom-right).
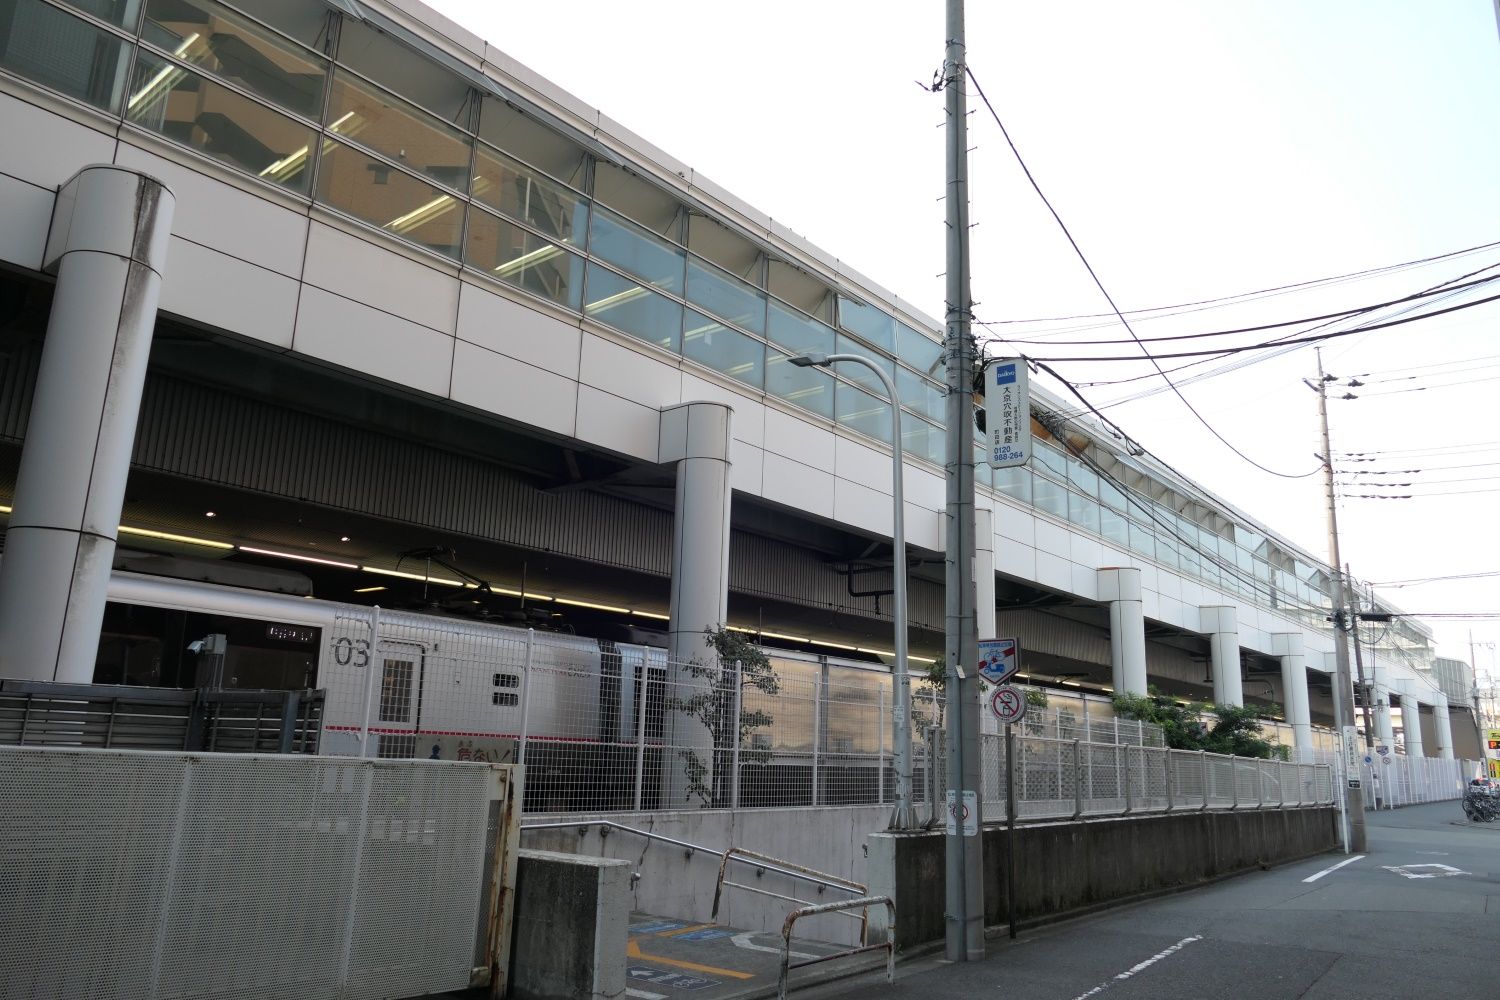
<box><xmin>966</xmin><ymin>66</ymin><xmax>1318</xmax><ymax>479</ymax></box>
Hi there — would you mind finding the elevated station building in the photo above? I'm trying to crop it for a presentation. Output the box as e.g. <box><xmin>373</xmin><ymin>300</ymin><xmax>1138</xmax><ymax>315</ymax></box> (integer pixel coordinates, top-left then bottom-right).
<box><xmin>0</xmin><ymin>0</ymin><xmax>1458</xmax><ymax>765</ymax></box>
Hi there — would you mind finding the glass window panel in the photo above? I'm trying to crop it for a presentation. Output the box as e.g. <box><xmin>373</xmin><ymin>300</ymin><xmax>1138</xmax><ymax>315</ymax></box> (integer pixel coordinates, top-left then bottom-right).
<box><xmin>584</xmin><ymin>263</ymin><xmax>681</xmax><ymax>352</ymax></box>
<box><xmin>1100</xmin><ymin>505</ymin><xmax>1129</xmax><ymax>546</ymax></box>
<box><xmin>902</xmin><ymin>413</ymin><xmax>944</xmax><ymax>466</ymax></box>
<box><xmin>766</xmin><ymin>349</ymin><xmax>833</xmax><ymax>418</ymax></box>
<box><xmin>317</xmin><ymin>138</ymin><xmax>463</xmax><ymax>257</ymax></box>
<box><xmin>686</xmin><ymin>259</ymin><xmax>765</xmax><ymax>335</ymax></box>
<box><xmin>1066</xmin><ymin>456</ymin><xmax>1098</xmax><ymax>498</ymax></box>
<box><xmin>478</xmin><ymin>95</ymin><xmax>587</xmax><ymax>187</ymax></box>
<box><xmin>994</xmin><ymin>465</ymin><xmax>1031</xmax><ymax>504</ymax></box>
<box><xmin>141</xmin><ymin>0</ymin><xmax>325</xmax><ymax>118</ymax></box>
<box><xmin>127</xmin><ymin>53</ymin><xmax>315</xmax><ymax>192</ymax></box>
<box><xmin>897</xmin><ymin>366</ymin><xmax>945</xmax><ymax>423</ymax></box>
<box><xmin>0</xmin><ymin>0</ymin><xmax>131</xmax><ymax>111</ymax></box>
<box><xmin>1033</xmin><ymin>475</ymin><xmax>1067</xmax><ymax>519</ymax></box>
<box><xmin>836</xmin><ymin>380</ymin><xmax>892</xmax><ymax>445</ymax></box>
<box><xmin>1155</xmin><ymin>532</ymin><xmax>1179</xmax><ymax>570</ymax></box>
<box><xmin>54</xmin><ymin>0</ymin><xmax>137</xmax><ymax>28</ymax></box>
<box><xmin>683</xmin><ymin>310</ymin><xmax>764</xmax><ymax>388</ymax></box>
<box><xmin>973</xmin><ymin>444</ymin><xmax>992</xmax><ymax>488</ymax></box>
<box><xmin>837</xmin><ymin>295</ymin><xmax>896</xmax><ymax>354</ymax></box>
<box><xmin>767</xmin><ymin>300</ymin><xmax>834</xmax><ymax>357</ymax></box>
<box><xmin>593</xmin><ymin>160</ymin><xmax>681</xmax><ymax>238</ymax></box>
<box><xmin>1128</xmin><ymin>520</ymin><xmax>1156</xmax><ymax>559</ymax></box>
<box><xmin>1098</xmin><ymin>477</ymin><xmax>1127</xmax><ymax>513</ymax></box>
<box><xmin>336</xmin><ymin>19</ymin><xmax>472</xmax><ymax>124</ymax></box>
<box><xmin>326</xmin><ymin>68</ymin><xmax>472</xmax><ymax>193</ymax></box>
<box><xmin>1033</xmin><ymin>443</ymin><xmax>1066</xmax><ymax>480</ymax></box>
<box><xmin>767</xmin><ymin>260</ymin><xmax>830</xmax><ymax>318</ymax></box>
<box><xmin>897</xmin><ymin>322</ymin><xmax>944</xmax><ymax>378</ymax></box>
<box><xmin>587</xmin><ymin>207</ymin><xmax>685</xmax><ymax>295</ymax></box>
<box><xmin>834</xmin><ymin>334</ymin><xmax>896</xmax><ymax>394</ymax></box>
<box><xmin>687</xmin><ymin>213</ymin><xmax>760</xmax><ymax>280</ymax></box>
<box><xmin>471</xmin><ymin>143</ymin><xmax>584</xmax><ymax>242</ymax></box>
<box><xmin>1068</xmin><ymin>491</ymin><xmax>1101</xmax><ymax>533</ymax></box>
<box><xmin>465</xmin><ymin>207</ymin><xmax>583</xmax><ymax>310</ymax></box>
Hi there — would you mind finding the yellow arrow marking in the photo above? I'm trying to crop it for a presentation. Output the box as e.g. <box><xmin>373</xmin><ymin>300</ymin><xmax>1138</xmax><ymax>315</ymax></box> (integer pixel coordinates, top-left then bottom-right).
<box><xmin>626</xmin><ymin>939</ymin><xmax>753</xmax><ymax>980</ymax></box>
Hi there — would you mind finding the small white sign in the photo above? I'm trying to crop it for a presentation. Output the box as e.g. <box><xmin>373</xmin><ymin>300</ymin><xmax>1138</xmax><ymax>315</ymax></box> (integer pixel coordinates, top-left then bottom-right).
<box><xmin>977</xmin><ymin>638</ymin><xmax>1020</xmax><ymax>685</ymax></box>
<box><xmin>1341</xmin><ymin>726</ymin><xmax>1362</xmax><ymax>774</ymax></box>
<box><xmin>985</xmin><ymin>359</ymin><xmax>1031</xmax><ymax>469</ymax></box>
<box><xmin>946</xmin><ymin>789</ymin><xmax>978</xmax><ymax>837</ymax></box>
<box><xmin>989</xmin><ymin>685</ymin><xmax>1027</xmax><ymax>725</ymax></box>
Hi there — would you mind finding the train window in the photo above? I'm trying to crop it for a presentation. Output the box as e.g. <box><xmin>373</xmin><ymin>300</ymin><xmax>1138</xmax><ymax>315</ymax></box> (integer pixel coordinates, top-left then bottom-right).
<box><xmin>492</xmin><ymin>692</ymin><xmax>518</xmax><ymax>706</ymax></box>
<box><xmin>96</xmin><ymin>603</ymin><xmax>318</xmax><ymax>689</ymax></box>
<box><xmin>378</xmin><ymin>658</ymin><xmax>414</xmax><ymax>722</ymax></box>
<box><xmin>492</xmin><ymin>672</ymin><xmax>519</xmax><ymax>688</ymax></box>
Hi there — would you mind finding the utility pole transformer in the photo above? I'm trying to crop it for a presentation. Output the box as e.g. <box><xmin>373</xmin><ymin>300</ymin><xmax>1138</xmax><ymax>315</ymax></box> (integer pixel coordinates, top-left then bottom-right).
<box><xmin>1313</xmin><ymin>348</ymin><xmax>1367</xmax><ymax>852</ymax></box>
<box><xmin>942</xmin><ymin>0</ymin><xmax>985</xmax><ymax>962</ymax></box>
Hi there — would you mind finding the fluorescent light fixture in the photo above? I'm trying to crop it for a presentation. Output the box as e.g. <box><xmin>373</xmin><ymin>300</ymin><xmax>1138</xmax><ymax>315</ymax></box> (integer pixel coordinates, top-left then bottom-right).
<box><xmin>387</xmin><ymin>194</ymin><xmax>456</xmax><ymax>234</ymax></box>
<box><xmin>259</xmin><ymin>146</ymin><xmax>310</xmax><ymax>181</ymax></box>
<box><xmin>727</xmin><ymin>626</ymin><xmax>756</xmax><ymax>634</ymax></box>
<box><xmin>811</xmin><ymin>639</ymin><xmax>859</xmax><ymax>652</ymax></box>
<box><xmin>493</xmin><ymin>243</ymin><xmax>564</xmax><ymax>278</ymax></box>
<box><xmin>117</xmin><ymin>525</ymin><xmax>233</xmax><ymax>550</ymax></box>
<box><xmin>0</xmin><ymin>505</ymin><xmax>10</xmax><ymax>514</ymax></box>
<box><xmin>554</xmin><ymin>597</ymin><xmax>630</xmax><ymax>613</ymax></box>
<box><xmin>1061</xmin><ymin>680</ymin><xmax>1083</xmax><ymax>687</ymax></box>
<box><xmin>856</xmin><ymin>647</ymin><xmax>895</xmax><ymax>657</ymax></box>
<box><xmin>361</xmin><ymin>566</ymin><xmax>468</xmax><ymax>587</ymax></box>
<box><xmin>585</xmin><ymin>285</ymin><xmax>649</xmax><ymax>314</ymax></box>
<box><xmin>631</xmin><ymin>610</ymin><xmax>670</xmax><ymax>621</ymax></box>
<box><xmin>354</xmin><ymin>586</ymin><xmax>387</xmax><ymax>594</ymax></box>
<box><xmin>491</xmin><ymin>587</ymin><xmax>554</xmax><ymax>601</ymax></box>
<box><xmin>909</xmin><ymin>655</ymin><xmax>937</xmax><ymax>665</ymax></box>
<box><xmin>758</xmin><ymin>630</ymin><xmax>810</xmax><ymax>643</ymax></box>
<box><xmin>239</xmin><ymin>546</ymin><xmax>357</xmax><ymax>569</ymax></box>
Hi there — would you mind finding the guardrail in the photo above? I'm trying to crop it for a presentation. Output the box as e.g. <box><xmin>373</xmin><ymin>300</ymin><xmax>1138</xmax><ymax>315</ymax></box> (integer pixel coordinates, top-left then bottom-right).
<box><xmin>710</xmin><ymin>846</ymin><xmax>869</xmax><ymax>940</ymax></box>
<box><xmin>777</xmin><ymin>896</ymin><xmax>894</xmax><ymax>1000</ymax></box>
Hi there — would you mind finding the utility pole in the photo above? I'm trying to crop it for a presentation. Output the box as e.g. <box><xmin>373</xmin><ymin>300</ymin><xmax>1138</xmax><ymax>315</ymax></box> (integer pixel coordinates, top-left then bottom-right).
<box><xmin>1312</xmin><ymin>348</ymin><xmax>1367</xmax><ymax>852</ymax></box>
<box><xmin>942</xmin><ymin>0</ymin><xmax>984</xmax><ymax>962</ymax></box>
<box><xmin>1346</xmin><ymin>565</ymin><xmax>1375</xmax><ymax>750</ymax></box>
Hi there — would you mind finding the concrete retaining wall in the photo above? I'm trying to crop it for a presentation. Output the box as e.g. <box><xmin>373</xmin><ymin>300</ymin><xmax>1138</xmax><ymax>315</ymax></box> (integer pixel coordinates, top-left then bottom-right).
<box><xmin>869</xmin><ymin>806</ymin><xmax>1339</xmax><ymax>949</ymax></box>
<box><xmin>510</xmin><ymin>849</ymin><xmax>630</xmax><ymax>1000</ymax></box>
<box><xmin>521</xmin><ymin>806</ymin><xmax>888</xmax><ymax>946</ymax></box>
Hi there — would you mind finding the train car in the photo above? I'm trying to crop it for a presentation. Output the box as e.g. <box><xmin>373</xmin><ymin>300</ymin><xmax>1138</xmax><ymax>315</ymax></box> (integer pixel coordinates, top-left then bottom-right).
<box><xmin>96</xmin><ymin>570</ymin><xmax>913</xmax><ymax>811</ymax></box>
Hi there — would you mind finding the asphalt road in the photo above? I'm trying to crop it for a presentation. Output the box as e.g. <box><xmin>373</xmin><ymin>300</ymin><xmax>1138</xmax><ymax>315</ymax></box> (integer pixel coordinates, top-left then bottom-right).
<box><xmin>814</xmin><ymin>801</ymin><xmax>1500</xmax><ymax>1000</ymax></box>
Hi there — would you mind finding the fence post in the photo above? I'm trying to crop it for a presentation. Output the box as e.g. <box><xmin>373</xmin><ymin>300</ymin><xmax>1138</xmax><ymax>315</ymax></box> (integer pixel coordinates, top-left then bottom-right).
<box><xmin>1122</xmin><ymin>746</ymin><xmax>1133</xmax><ymax>815</ymax></box>
<box><xmin>1230</xmin><ymin>758</ymin><xmax>1239</xmax><ymax>810</ymax></box>
<box><xmin>1072</xmin><ymin>739</ymin><xmax>1083</xmax><ymax>819</ymax></box>
<box><xmin>1200</xmin><ymin>750</ymin><xmax>1209</xmax><ymax>812</ymax></box>
<box><xmin>811</xmin><ymin>667</ymin><xmax>824</xmax><ymax>807</ymax></box>
<box><xmin>517</xmin><ymin>629</ymin><xmax>535</xmax><ymax>767</ymax></box>
<box><xmin>633</xmin><ymin>663</ymin><xmax>651</xmax><ymax>812</ymax></box>
<box><xmin>1005</xmin><ymin>723</ymin><xmax>1018</xmax><ymax>940</ymax></box>
<box><xmin>1164</xmin><ymin>749</ymin><xmax>1174</xmax><ymax>813</ymax></box>
<box><xmin>358</xmin><ymin>605</ymin><xmax>382</xmax><ymax>757</ymax></box>
<box><xmin>877</xmin><ymin>688</ymin><xmax>886</xmax><ymax>806</ymax></box>
<box><xmin>730</xmin><ymin>660</ymin><xmax>744</xmax><ymax>810</ymax></box>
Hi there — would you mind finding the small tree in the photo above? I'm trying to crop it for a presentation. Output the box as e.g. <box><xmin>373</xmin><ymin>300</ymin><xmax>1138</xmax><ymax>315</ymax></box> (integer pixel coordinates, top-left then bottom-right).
<box><xmin>1112</xmin><ymin>689</ymin><xmax>1287</xmax><ymax>760</ymax></box>
<box><xmin>668</xmin><ymin>626</ymin><xmax>780</xmax><ymax>807</ymax></box>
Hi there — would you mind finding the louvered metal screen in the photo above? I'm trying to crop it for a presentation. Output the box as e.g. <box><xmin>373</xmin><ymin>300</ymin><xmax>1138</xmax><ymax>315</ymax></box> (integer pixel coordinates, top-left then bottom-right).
<box><xmin>0</xmin><ymin>747</ymin><xmax>518</xmax><ymax>1000</ymax></box>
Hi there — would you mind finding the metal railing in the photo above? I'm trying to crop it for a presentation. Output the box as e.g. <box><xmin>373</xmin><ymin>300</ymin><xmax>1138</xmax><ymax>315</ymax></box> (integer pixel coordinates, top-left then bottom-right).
<box><xmin>711</xmin><ymin>847</ymin><xmax>869</xmax><ymax>940</ymax></box>
<box><xmin>932</xmin><ymin>731</ymin><xmax>1335</xmax><ymax>822</ymax></box>
<box><xmin>777</xmin><ymin>896</ymin><xmax>894</xmax><ymax>1000</ymax></box>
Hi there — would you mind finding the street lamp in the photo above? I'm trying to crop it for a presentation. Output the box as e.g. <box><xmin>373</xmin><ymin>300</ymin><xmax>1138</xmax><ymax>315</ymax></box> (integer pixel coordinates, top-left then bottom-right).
<box><xmin>789</xmin><ymin>351</ymin><xmax>917</xmax><ymax>830</ymax></box>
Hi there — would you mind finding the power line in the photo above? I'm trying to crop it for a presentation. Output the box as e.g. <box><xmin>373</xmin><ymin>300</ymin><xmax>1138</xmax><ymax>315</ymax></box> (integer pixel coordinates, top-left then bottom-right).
<box><xmin>1370</xmin><ymin>570</ymin><xmax>1500</xmax><ymax>588</ymax></box>
<box><xmin>1025</xmin><ymin>287</ymin><xmax>1500</xmax><ymax>362</ymax></box>
<box><xmin>976</xmin><ymin>238</ymin><xmax>1500</xmax><ymax>329</ymax></box>
<box><xmin>1348</xmin><ymin>373</ymin><xmax>1500</xmax><ymax>398</ymax></box>
<box><xmin>966</xmin><ymin>66</ymin><xmax>1317</xmax><ymax>480</ymax></box>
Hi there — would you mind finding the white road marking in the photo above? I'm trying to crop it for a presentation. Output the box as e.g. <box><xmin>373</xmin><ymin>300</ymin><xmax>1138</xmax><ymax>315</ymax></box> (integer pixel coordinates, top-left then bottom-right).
<box><xmin>1067</xmin><ymin>935</ymin><xmax>1204</xmax><ymax>1000</ymax></box>
<box><xmin>626</xmin><ymin>989</ymin><xmax>667</xmax><ymax>999</ymax></box>
<box><xmin>729</xmin><ymin>930</ymin><xmax>817</xmax><ymax>960</ymax></box>
<box><xmin>1302</xmin><ymin>854</ymin><xmax>1366</xmax><ymax>883</ymax></box>
<box><xmin>1382</xmin><ymin>863</ymin><xmax>1470</xmax><ymax>879</ymax></box>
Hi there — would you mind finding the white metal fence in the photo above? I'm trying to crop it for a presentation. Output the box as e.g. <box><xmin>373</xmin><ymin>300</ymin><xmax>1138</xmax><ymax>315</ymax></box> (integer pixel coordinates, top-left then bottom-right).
<box><xmin>1357</xmin><ymin>753</ymin><xmax>1477</xmax><ymax>808</ymax></box>
<box><xmin>937</xmin><ymin>732</ymin><xmax>1335</xmax><ymax>822</ymax></box>
<box><xmin>0</xmin><ymin>747</ymin><xmax>519</xmax><ymax>1000</ymax></box>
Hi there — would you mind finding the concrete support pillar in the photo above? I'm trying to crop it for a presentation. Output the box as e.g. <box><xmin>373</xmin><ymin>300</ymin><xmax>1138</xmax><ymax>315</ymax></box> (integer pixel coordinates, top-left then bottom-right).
<box><xmin>1400</xmin><ymin>681</ymin><xmax>1425</xmax><ymax>758</ymax></box>
<box><xmin>0</xmin><ymin>166</ymin><xmax>174</xmax><ymax>683</ymax></box>
<box><xmin>1098</xmin><ymin>567</ymin><xmax>1147</xmax><ymax>697</ymax></box>
<box><xmin>1433</xmin><ymin>692</ymin><xmax>1455</xmax><ymax>760</ymax></box>
<box><xmin>1375</xmin><ymin>684</ymin><xmax>1396</xmax><ymax>748</ymax></box>
<box><xmin>1200</xmin><ymin>605</ymin><xmax>1242</xmax><ymax>707</ymax></box>
<box><xmin>1271</xmin><ymin>633</ymin><xmax>1312</xmax><ymax>762</ymax></box>
<box><xmin>659</xmin><ymin>401</ymin><xmax>734</xmax><ymax>807</ymax></box>
<box><xmin>974</xmin><ymin>508</ymin><xmax>995</xmax><ymax>641</ymax></box>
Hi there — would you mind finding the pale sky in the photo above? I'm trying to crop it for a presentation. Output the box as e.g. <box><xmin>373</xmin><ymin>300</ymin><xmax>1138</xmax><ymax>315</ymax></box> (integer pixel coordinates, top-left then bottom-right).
<box><xmin>425</xmin><ymin>0</ymin><xmax>1500</xmax><ymax>674</ymax></box>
